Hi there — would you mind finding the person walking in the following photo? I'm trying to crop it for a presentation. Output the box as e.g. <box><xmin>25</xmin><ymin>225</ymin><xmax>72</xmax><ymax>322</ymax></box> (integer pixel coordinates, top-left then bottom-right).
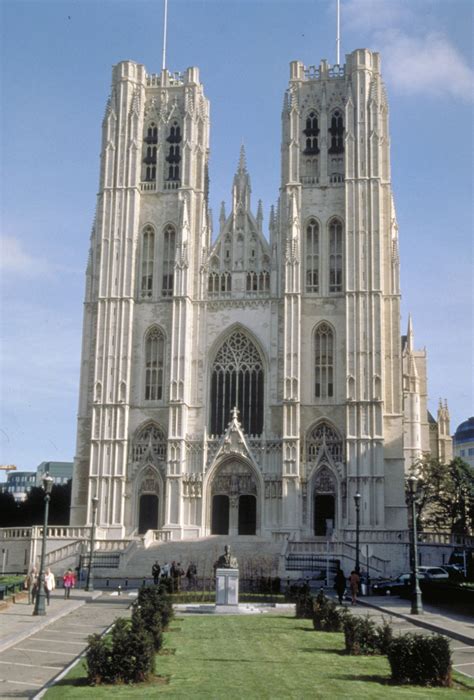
<box><xmin>63</xmin><ymin>568</ymin><xmax>75</xmax><ymax>598</ymax></box>
<box><xmin>24</xmin><ymin>567</ymin><xmax>38</xmax><ymax>605</ymax></box>
<box><xmin>334</xmin><ymin>567</ymin><xmax>346</xmax><ymax>605</ymax></box>
<box><xmin>349</xmin><ymin>570</ymin><xmax>360</xmax><ymax>605</ymax></box>
<box><xmin>186</xmin><ymin>562</ymin><xmax>197</xmax><ymax>590</ymax></box>
<box><xmin>152</xmin><ymin>561</ymin><xmax>161</xmax><ymax>585</ymax></box>
<box><xmin>44</xmin><ymin>567</ymin><xmax>56</xmax><ymax>605</ymax></box>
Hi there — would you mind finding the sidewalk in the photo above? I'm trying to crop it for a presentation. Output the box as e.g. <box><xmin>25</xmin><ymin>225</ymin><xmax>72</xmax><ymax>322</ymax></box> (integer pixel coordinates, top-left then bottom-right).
<box><xmin>0</xmin><ymin>589</ymin><xmax>101</xmax><ymax>654</ymax></box>
<box><xmin>359</xmin><ymin>594</ymin><xmax>474</xmax><ymax>646</ymax></box>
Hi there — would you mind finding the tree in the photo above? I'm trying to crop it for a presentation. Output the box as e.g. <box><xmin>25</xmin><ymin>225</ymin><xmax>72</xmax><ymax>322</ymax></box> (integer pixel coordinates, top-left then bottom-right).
<box><xmin>0</xmin><ymin>480</ymin><xmax>72</xmax><ymax>527</ymax></box>
<box><xmin>409</xmin><ymin>456</ymin><xmax>474</xmax><ymax>535</ymax></box>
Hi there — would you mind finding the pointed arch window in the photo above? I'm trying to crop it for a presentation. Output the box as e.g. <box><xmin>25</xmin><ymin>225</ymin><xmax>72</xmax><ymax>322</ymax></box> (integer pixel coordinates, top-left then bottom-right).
<box><xmin>133</xmin><ymin>423</ymin><xmax>166</xmax><ymax>462</ymax></box>
<box><xmin>329</xmin><ymin>218</ymin><xmax>343</xmax><ymax>293</ymax></box>
<box><xmin>162</xmin><ymin>225</ymin><xmax>176</xmax><ymax>297</ymax></box>
<box><xmin>165</xmin><ymin>120</ymin><xmax>182</xmax><ymax>181</ymax></box>
<box><xmin>315</xmin><ymin>323</ymin><xmax>334</xmax><ymax>399</ymax></box>
<box><xmin>303</xmin><ymin>111</ymin><xmax>320</xmax><ymax>154</ymax></box>
<box><xmin>305</xmin><ymin>218</ymin><xmax>320</xmax><ymax>293</ymax></box>
<box><xmin>328</xmin><ymin>110</ymin><xmax>344</xmax><ymax>154</ymax></box>
<box><xmin>144</xmin><ymin>327</ymin><xmax>165</xmax><ymax>400</ymax></box>
<box><xmin>210</xmin><ymin>331</ymin><xmax>264</xmax><ymax>436</ymax></box>
<box><xmin>140</xmin><ymin>226</ymin><xmax>155</xmax><ymax>298</ymax></box>
<box><xmin>143</xmin><ymin>122</ymin><xmax>158</xmax><ymax>181</ymax></box>
<box><xmin>307</xmin><ymin>422</ymin><xmax>343</xmax><ymax>463</ymax></box>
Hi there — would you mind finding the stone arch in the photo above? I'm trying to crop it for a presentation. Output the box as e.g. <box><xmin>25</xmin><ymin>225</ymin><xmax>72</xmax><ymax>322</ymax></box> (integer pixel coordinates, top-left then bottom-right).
<box><xmin>311</xmin><ymin>464</ymin><xmax>338</xmax><ymax>537</ymax></box>
<box><xmin>204</xmin><ymin>458</ymin><xmax>262</xmax><ymax>536</ymax></box>
<box><xmin>134</xmin><ymin>464</ymin><xmax>164</xmax><ymax>534</ymax></box>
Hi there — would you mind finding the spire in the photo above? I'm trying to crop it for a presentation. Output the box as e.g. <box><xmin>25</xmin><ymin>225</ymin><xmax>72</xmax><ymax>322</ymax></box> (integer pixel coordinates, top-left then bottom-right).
<box><xmin>232</xmin><ymin>146</ymin><xmax>251</xmax><ymax>212</ymax></box>
<box><xmin>219</xmin><ymin>201</ymin><xmax>226</xmax><ymax>232</ymax></box>
<box><xmin>406</xmin><ymin>314</ymin><xmax>414</xmax><ymax>353</ymax></box>
<box><xmin>238</xmin><ymin>144</ymin><xmax>247</xmax><ymax>174</ymax></box>
<box><xmin>257</xmin><ymin>199</ymin><xmax>263</xmax><ymax>232</ymax></box>
<box><xmin>269</xmin><ymin>204</ymin><xmax>275</xmax><ymax>232</ymax></box>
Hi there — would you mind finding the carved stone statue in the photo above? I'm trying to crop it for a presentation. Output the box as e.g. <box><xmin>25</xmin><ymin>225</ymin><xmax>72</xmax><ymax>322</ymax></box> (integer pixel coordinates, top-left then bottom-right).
<box><xmin>214</xmin><ymin>544</ymin><xmax>238</xmax><ymax>570</ymax></box>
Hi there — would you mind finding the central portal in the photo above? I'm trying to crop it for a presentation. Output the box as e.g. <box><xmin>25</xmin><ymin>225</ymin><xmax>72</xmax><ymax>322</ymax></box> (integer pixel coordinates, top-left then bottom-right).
<box><xmin>210</xmin><ymin>461</ymin><xmax>258</xmax><ymax>536</ymax></box>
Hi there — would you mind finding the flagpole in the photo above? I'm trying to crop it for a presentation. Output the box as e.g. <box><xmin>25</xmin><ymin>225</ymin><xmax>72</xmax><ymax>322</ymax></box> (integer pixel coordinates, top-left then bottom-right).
<box><xmin>336</xmin><ymin>0</ymin><xmax>340</xmax><ymax>65</ymax></box>
<box><xmin>162</xmin><ymin>0</ymin><xmax>168</xmax><ymax>71</ymax></box>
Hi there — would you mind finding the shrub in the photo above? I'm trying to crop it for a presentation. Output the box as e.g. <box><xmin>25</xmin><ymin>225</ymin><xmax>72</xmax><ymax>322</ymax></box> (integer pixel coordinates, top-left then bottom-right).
<box><xmin>294</xmin><ymin>584</ymin><xmax>314</xmax><ymax>619</ymax></box>
<box><xmin>343</xmin><ymin>614</ymin><xmax>393</xmax><ymax>655</ymax></box>
<box><xmin>387</xmin><ymin>633</ymin><xmax>452</xmax><ymax>687</ymax></box>
<box><xmin>312</xmin><ymin>590</ymin><xmax>347</xmax><ymax>632</ymax></box>
<box><xmin>137</xmin><ymin>585</ymin><xmax>174</xmax><ymax>630</ymax></box>
<box><xmin>125</xmin><ymin>611</ymin><xmax>155</xmax><ymax>683</ymax></box>
<box><xmin>86</xmin><ymin>633</ymin><xmax>113</xmax><ymax>685</ymax></box>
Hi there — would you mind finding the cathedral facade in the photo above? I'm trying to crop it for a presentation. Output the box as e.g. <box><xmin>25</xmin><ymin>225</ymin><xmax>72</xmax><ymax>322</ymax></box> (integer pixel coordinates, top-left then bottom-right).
<box><xmin>70</xmin><ymin>49</ymin><xmax>449</xmax><ymax>548</ymax></box>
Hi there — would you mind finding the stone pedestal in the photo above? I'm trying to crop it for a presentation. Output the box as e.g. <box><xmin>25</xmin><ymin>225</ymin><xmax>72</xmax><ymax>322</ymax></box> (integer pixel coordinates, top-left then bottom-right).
<box><xmin>215</xmin><ymin>568</ymin><xmax>239</xmax><ymax>608</ymax></box>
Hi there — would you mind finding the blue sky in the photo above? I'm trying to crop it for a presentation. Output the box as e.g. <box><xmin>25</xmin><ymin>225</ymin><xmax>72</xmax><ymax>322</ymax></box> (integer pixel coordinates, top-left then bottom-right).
<box><xmin>0</xmin><ymin>0</ymin><xmax>473</xmax><ymax>479</ymax></box>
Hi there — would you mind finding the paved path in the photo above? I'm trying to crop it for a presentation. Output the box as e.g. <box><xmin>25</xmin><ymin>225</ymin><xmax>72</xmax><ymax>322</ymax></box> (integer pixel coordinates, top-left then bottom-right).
<box><xmin>0</xmin><ymin>591</ymin><xmax>132</xmax><ymax>699</ymax></box>
<box><xmin>352</xmin><ymin>594</ymin><xmax>474</xmax><ymax>679</ymax></box>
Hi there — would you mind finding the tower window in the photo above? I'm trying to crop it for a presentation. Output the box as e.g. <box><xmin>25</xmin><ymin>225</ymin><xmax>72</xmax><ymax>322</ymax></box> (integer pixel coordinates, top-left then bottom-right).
<box><xmin>210</xmin><ymin>331</ymin><xmax>264</xmax><ymax>436</ymax></box>
<box><xmin>305</xmin><ymin>218</ymin><xmax>319</xmax><ymax>293</ymax></box>
<box><xmin>144</xmin><ymin>327</ymin><xmax>165</xmax><ymax>401</ymax></box>
<box><xmin>303</xmin><ymin>111</ymin><xmax>320</xmax><ymax>155</ymax></box>
<box><xmin>328</xmin><ymin>110</ymin><xmax>344</xmax><ymax>154</ymax></box>
<box><xmin>162</xmin><ymin>225</ymin><xmax>176</xmax><ymax>297</ymax></box>
<box><xmin>315</xmin><ymin>323</ymin><xmax>334</xmax><ymax>399</ymax></box>
<box><xmin>145</xmin><ymin>122</ymin><xmax>158</xmax><ymax>145</ymax></box>
<box><xmin>140</xmin><ymin>226</ymin><xmax>155</xmax><ymax>298</ymax></box>
<box><xmin>329</xmin><ymin>218</ymin><xmax>343</xmax><ymax>293</ymax></box>
<box><xmin>165</xmin><ymin>121</ymin><xmax>182</xmax><ymax>181</ymax></box>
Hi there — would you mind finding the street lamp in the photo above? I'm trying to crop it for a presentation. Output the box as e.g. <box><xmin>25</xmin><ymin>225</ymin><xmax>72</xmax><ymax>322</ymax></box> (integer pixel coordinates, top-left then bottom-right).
<box><xmin>408</xmin><ymin>475</ymin><xmax>423</xmax><ymax>615</ymax></box>
<box><xmin>33</xmin><ymin>473</ymin><xmax>54</xmax><ymax>616</ymax></box>
<box><xmin>85</xmin><ymin>496</ymin><xmax>99</xmax><ymax>592</ymax></box>
<box><xmin>354</xmin><ymin>492</ymin><xmax>361</xmax><ymax>573</ymax></box>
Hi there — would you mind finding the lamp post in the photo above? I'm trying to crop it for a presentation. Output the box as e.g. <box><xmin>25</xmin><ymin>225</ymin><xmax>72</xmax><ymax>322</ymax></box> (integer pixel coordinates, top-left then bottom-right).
<box><xmin>408</xmin><ymin>475</ymin><xmax>423</xmax><ymax>615</ymax></box>
<box><xmin>33</xmin><ymin>473</ymin><xmax>54</xmax><ymax>616</ymax></box>
<box><xmin>85</xmin><ymin>497</ymin><xmax>99</xmax><ymax>592</ymax></box>
<box><xmin>354</xmin><ymin>492</ymin><xmax>361</xmax><ymax>573</ymax></box>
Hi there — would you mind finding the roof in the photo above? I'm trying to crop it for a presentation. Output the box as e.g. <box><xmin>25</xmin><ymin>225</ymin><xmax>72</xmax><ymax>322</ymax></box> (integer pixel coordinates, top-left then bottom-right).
<box><xmin>454</xmin><ymin>417</ymin><xmax>474</xmax><ymax>444</ymax></box>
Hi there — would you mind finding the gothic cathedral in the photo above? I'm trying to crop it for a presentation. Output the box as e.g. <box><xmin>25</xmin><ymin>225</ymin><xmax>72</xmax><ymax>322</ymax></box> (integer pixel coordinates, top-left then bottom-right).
<box><xmin>70</xmin><ymin>49</ymin><xmax>451</xmax><ymax>558</ymax></box>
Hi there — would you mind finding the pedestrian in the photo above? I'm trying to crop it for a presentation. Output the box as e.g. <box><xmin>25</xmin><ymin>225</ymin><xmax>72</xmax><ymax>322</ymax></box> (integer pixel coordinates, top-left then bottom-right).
<box><xmin>161</xmin><ymin>561</ymin><xmax>170</xmax><ymax>579</ymax></box>
<box><xmin>186</xmin><ymin>562</ymin><xmax>197</xmax><ymax>590</ymax></box>
<box><xmin>175</xmin><ymin>562</ymin><xmax>184</xmax><ymax>592</ymax></box>
<box><xmin>24</xmin><ymin>566</ymin><xmax>38</xmax><ymax>605</ymax></box>
<box><xmin>63</xmin><ymin>568</ymin><xmax>76</xmax><ymax>598</ymax></box>
<box><xmin>170</xmin><ymin>561</ymin><xmax>177</xmax><ymax>592</ymax></box>
<box><xmin>152</xmin><ymin>560</ymin><xmax>161</xmax><ymax>585</ymax></box>
<box><xmin>334</xmin><ymin>567</ymin><xmax>346</xmax><ymax>605</ymax></box>
<box><xmin>44</xmin><ymin>567</ymin><xmax>56</xmax><ymax>605</ymax></box>
<box><xmin>349</xmin><ymin>569</ymin><xmax>360</xmax><ymax>605</ymax></box>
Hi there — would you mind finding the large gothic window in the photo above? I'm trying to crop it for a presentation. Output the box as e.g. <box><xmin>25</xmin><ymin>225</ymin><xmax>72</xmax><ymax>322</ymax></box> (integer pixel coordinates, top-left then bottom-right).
<box><xmin>144</xmin><ymin>327</ymin><xmax>165</xmax><ymax>400</ymax></box>
<box><xmin>210</xmin><ymin>331</ymin><xmax>264</xmax><ymax>436</ymax></box>
<box><xmin>307</xmin><ymin>422</ymin><xmax>343</xmax><ymax>463</ymax></box>
<box><xmin>165</xmin><ymin>120</ymin><xmax>182</xmax><ymax>181</ymax></box>
<box><xmin>162</xmin><ymin>225</ymin><xmax>176</xmax><ymax>297</ymax></box>
<box><xmin>133</xmin><ymin>423</ymin><xmax>167</xmax><ymax>462</ymax></box>
<box><xmin>315</xmin><ymin>323</ymin><xmax>334</xmax><ymax>399</ymax></box>
<box><xmin>140</xmin><ymin>226</ymin><xmax>155</xmax><ymax>298</ymax></box>
<box><xmin>143</xmin><ymin>122</ymin><xmax>158</xmax><ymax>181</ymax></box>
<box><xmin>329</xmin><ymin>218</ymin><xmax>343</xmax><ymax>293</ymax></box>
<box><xmin>303</xmin><ymin>111</ymin><xmax>320</xmax><ymax>154</ymax></box>
<box><xmin>328</xmin><ymin>110</ymin><xmax>344</xmax><ymax>154</ymax></box>
<box><xmin>305</xmin><ymin>218</ymin><xmax>320</xmax><ymax>293</ymax></box>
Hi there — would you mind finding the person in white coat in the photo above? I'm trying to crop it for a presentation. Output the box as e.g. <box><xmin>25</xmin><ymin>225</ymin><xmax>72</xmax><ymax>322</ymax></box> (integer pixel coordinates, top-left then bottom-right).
<box><xmin>44</xmin><ymin>568</ymin><xmax>56</xmax><ymax>605</ymax></box>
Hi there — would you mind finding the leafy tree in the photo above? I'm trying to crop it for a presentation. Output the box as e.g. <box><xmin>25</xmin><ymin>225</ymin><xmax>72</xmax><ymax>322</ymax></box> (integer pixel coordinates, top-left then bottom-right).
<box><xmin>409</xmin><ymin>456</ymin><xmax>474</xmax><ymax>535</ymax></box>
<box><xmin>0</xmin><ymin>480</ymin><xmax>72</xmax><ymax>527</ymax></box>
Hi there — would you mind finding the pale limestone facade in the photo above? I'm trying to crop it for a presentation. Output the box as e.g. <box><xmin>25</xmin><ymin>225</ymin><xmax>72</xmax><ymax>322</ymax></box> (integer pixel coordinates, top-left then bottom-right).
<box><xmin>70</xmin><ymin>49</ymin><xmax>449</xmax><ymax>556</ymax></box>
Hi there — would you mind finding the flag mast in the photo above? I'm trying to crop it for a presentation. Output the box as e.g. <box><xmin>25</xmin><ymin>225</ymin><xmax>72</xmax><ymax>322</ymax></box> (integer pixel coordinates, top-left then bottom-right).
<box><xmin>336</xmin><ymin>0</ymin><xmax>341</xmax><ymax>65</ymax></box>
<box><xmin>162</xmin><ymin>0</ymin><xmax>168</xmax><ymax>71</ymax></box>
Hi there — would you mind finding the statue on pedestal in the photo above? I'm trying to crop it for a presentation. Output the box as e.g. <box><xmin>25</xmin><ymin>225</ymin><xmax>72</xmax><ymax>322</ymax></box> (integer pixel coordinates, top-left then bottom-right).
<box><xmin>214</xmin><ymin>544</ymin><xmax>238</xmax><ymax>570</ymax></box>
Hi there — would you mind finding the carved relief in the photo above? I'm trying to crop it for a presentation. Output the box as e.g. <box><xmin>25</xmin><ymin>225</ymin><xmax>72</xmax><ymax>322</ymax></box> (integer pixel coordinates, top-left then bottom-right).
<box><xmin>314</xmin><ymin>465</ymin><xmax>336</xmax><ymax>493</ymax></box>
<box><xmin>211</xmin><ymin>461</ymin><xmax>257</xmax><ymax>497</ymax></box>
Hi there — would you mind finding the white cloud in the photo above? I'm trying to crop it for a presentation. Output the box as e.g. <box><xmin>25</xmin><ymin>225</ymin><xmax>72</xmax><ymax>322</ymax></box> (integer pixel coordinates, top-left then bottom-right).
<box><xmin>0</xmin><ymin>236</ymin><xmax>52</xmax><ymax>277</ymax></box>
<box><xmin>342</xmin><ymin>0</ymin><xmax>474</xmax><ymax>102</ymax></box>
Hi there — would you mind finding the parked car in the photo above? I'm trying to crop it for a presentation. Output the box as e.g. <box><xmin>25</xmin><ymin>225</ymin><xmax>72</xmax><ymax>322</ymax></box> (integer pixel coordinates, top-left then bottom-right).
<box><xmin>371</xmin><ymin>572</ymin><xmax>428</xmax><ymax>596</ymax></box>
<box><xmin>417</xmin><ymin>566</ymin><xmax>449</xmax><ymax>580</ymax></box>
<box><xmin>436</xmin><ymin>565</ymin><xmax>466</xmax><ymax>582</ymax></box>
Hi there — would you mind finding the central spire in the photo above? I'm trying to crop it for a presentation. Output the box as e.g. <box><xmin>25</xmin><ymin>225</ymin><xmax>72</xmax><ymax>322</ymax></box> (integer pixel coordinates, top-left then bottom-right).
<box><xmin>233</xmin><ymin>145</ymin><xmax>251</xmax><ymax>213</ymax></box>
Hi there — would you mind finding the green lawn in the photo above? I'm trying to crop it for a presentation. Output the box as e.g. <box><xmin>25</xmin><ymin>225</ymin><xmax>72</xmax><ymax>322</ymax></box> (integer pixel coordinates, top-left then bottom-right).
<box><xmin>45</xmin><ymin>614</ymin><xmax>474</xmax><ymax>699</ymax></box>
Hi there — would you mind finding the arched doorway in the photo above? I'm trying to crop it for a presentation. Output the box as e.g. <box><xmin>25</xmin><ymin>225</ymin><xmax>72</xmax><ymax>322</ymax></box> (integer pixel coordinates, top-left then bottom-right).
<box><xmin>312</xmin><ymin>465</ymin><xmax>337</xmax><ymax>537</ymax></box>
<box><xmin>210</xmin><ymin>460</ymin><xmax>258</xmax><ymax>536</ymax></box>
<box><xmin>211</xmin><ymin>495</ymin><xmax>230</xmax><ymax>534</ymax></box>
<box><xmin>138</xmin><ymin>494</ymin><xmax>159</xmax><ymax>534</ymax></box>
<box><xmin>238</xmin><ymin>495</ymin><xmax>256</xmax><ymax>535</ymax></box>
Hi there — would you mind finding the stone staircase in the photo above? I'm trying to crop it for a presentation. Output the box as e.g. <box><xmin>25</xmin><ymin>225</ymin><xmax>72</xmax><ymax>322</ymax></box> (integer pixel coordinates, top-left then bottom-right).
<box><xmin>96</xmin><ymin>535</ymin><xmax>283</xmax><ymax>579</ymax></box>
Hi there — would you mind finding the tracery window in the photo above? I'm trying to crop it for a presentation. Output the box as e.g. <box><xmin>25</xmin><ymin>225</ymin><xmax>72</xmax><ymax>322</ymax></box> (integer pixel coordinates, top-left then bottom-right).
<box><xmin>329</xmin><ymin>218</ymin><xmax>343</xmax><ymax>293</ymax></box>
<box><xmin>140</xmin><ymin>226</ymin><xmax>155</xmax><ymax>298</ymax></box>
<box><xmin>328</xmin><ymin>110</ymin><xmax>344</xmax><ymax>154</ymax></box>
<box><xmin>315</xmin><ymin>323</ymin><xmax>334</xmax><ymax>399</ymax></box>
<box><xmin>303</xmin><ymin>111</ymin><xmax>319</xmax><ymax>154</ymax></box>
<box><xmin>210</xmin><ymin>331</ymin><xmax>264</xmax><ymax>436</ymax></box>
<box><xmin>165</xmin><ymin>120</ymin><xmax>182</xmax><ymax>181</ymax></box>
<box><xmin>143</xmin><ymin>122</ymin><xmax>158</xmax><ymax>181</ymax></box>
<box><xmin>162</xmin><ymin>225</ymin><xmax>176</xmax><ymax>297</ymax></box>
<box><xmin>305</xmin><ymin>218</ymin><xmax>319</xmax><ymax>293</ymax></box>
<box><xmin>208</xmin><ymin>272</ymin><xmax>232</xmax><ymax>296</ymax></box>
<box><xmin>133</xmin><ymin>423</ymin><xmax>166</xmax><ymax>462</ymax></box>
<box><xmin>307</xmin><ymin>422</ymin><xmax>343</xmax><ymax>463</ymax></box>
<box><xmin>246</xmin><ymin>271</ymin><xmax>270</xmax><ymax>294</ymax></box>
<box><xmin>144</xmin><ymin>327</ymin><xmax>165</xmax><ymax>400</ymax></box>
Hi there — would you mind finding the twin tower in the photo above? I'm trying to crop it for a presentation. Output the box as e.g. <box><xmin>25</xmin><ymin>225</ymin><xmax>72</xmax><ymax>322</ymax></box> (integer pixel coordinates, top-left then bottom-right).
<box><xmin>71</xmin><ymin>49</ymin><xmax>425</xmax><ymax>552</ymax></box>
